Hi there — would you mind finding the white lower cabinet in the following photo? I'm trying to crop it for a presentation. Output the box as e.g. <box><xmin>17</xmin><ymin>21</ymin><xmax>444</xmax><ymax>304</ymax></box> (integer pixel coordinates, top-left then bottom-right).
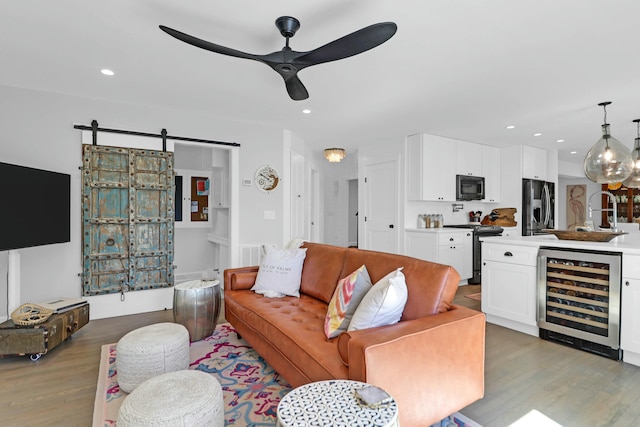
<box><xmin>621</xmin><ymin>255</ymin><xmax>640</xmax><ymax>366</ymax></box>
<box><xmin>405</xmin><ymin>230</ymin><xmax>472</xmax><ymax>282</ymax></box>
<box><xmin>481</xmin><ymin>242</ymin><xmax>539</xmax><ymax>336</ymax></box>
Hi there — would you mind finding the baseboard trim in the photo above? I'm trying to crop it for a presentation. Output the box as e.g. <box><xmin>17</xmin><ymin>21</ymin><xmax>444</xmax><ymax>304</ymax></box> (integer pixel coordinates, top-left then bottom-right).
<box><xmin>85</xmin><ymin>287</ymin><xmax>173</xmax><ymax>319</ymax></box>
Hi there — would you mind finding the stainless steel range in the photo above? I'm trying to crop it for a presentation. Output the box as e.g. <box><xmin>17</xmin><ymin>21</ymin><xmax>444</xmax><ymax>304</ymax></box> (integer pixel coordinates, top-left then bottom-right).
<box><xmin>444</xmin><ymin>224</ymin><xmax>503</xmax><ymax>284</ymax></box>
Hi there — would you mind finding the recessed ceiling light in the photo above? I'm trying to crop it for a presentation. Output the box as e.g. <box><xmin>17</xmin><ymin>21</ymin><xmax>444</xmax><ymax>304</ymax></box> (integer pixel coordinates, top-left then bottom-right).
<box><xmin>570</xmin><ymin>151</ymin><xmax>578</xmax><ymax>154</ymax></box>
<box><xmin>302</xmin><ymin>109</ymin><xmax>311</xmax><ymax>114</ymax></box>
<box><xmin>556</xmin><ymin>139</ymin><xmax>565</xmax><ymax>143</ymax></box>
<box><xmin>101</xmin><ymin>69</ymin><xmax>115</xmax><ymax>76</ymax></box>
<box><xmin>505</xmin><ymin>125</ymin><xmax>515</xmax><ymax>129</ymax></box>
<box><xmin>533</xmin><ymin>133</ymin><xmax>542</xmax><ymax>137</ymax></box>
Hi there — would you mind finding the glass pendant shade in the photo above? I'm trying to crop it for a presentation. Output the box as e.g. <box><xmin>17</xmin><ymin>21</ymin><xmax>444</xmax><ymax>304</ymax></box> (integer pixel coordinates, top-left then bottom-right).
<box><xmin>583</xmin><ymin>124</ymin><xmax>633</xmax><ymax>183</ymax></box>
<box><xmin>623</xmin><ymin>137</ymin><xmax>640</xmax><ymax>188</ymax></box>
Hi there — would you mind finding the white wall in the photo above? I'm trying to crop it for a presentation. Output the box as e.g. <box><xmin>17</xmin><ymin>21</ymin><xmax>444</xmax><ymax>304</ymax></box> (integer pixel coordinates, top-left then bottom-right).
<box><xmin>0</xmin><ymin>84</ymin><xmax>292</xmax><ymax>319</ymax></box>
<box><xmin>322</xmin><ymin>152</ymin><xmax>358</xmax><ymax>247</ymax></box>
<box><xmin>348</xmin><ymin>179</ymin><xmax>358</xmax><ymax>246</ymax></box>
<box><xmin>282</xmin><ymin>130</ymin><xmax>325</xmax><ymax>245</ymax></box>
<box><xmin>557</xmin><ymin>176</ymin><xmax>602</xmax><ymax>229</ymax></box>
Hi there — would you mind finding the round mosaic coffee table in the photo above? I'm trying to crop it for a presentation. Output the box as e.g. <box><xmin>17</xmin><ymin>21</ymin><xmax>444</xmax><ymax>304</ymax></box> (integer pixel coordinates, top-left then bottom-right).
<box><xmin>276</xmin><ymin>380</ymin><xmax>399</xmax><ymax>427</ymax></box>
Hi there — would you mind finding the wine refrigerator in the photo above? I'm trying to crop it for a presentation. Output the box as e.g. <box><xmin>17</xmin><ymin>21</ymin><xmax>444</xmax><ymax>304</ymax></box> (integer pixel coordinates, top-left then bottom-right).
<box><xmin>537</xmin><ymin>247</ymin><xmax>622</xmax><ymax>360</ymax></box>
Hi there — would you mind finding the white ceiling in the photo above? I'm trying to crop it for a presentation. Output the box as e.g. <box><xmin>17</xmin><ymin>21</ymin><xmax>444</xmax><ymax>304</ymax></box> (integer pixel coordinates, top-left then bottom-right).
<box><xmin>3</xmin><ymin>1</ymin><xmax>640</xmax><ymax>164</ymax></box>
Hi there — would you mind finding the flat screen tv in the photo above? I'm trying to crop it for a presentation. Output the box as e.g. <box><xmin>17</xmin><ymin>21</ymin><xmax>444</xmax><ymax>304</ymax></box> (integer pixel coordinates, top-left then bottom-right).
<box><xmin>0</xmin><ymin>161</ymin><xmax>71</xmax><ymax>251</ymax></box>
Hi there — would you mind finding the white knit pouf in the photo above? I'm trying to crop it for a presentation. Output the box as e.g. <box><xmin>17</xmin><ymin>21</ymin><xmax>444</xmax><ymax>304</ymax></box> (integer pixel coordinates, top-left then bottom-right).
<box><xmin>116</xmin><ymin>322</ymin><xmax>190</xmax><ymax>393</ymax></box>
<box><xmin>117</xmin><ymin>370</ymin><xmax>224</xmax><ymax>427</ymax></box>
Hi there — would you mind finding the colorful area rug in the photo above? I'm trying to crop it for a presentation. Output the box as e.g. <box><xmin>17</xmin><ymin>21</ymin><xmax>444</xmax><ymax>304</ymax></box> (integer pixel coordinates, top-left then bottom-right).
<box><xmin>93</xmin><ymin>323</ymin><xmax>481</xmax><ymax>427</ymax></box>
<box><xmin>93</xmin><ymin>323</ymin><xmax>290</xmax><ymax>426</ymax></box>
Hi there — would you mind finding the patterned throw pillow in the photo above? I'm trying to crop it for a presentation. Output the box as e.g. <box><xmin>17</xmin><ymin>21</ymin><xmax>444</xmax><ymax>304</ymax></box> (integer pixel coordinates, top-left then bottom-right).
<box><xmin>348</xmin><ymin>267</ymin><xmax>408</xmax><ymax>331</ymax></box>
<box><xmin>324</xmin><ymin>265</ymin><xmax>372</xmax><ymax>339</ymax></box>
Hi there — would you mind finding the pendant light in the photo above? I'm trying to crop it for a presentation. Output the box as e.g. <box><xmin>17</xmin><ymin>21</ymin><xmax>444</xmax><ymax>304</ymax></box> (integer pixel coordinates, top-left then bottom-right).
<box><xmin>622</xmin><ymin>119</ymin><xmax>640</xmax><ymax>188</ymax></box>
<box><xmin>583</xmin><ymin>102</ymin><xmax>633</xmax><ymax>183</ymax></box>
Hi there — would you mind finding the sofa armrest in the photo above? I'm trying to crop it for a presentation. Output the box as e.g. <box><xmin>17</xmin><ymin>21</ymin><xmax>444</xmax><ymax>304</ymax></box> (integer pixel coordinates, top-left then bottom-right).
<box><xmin>339</xmin><ymin>304</ymin><xmax>485</xmax><ymax>427</ymax></box>
<box><xmin>223</xmin><ymin>267</ymin><xmax>259</xmax><ymax>291</ymax></box>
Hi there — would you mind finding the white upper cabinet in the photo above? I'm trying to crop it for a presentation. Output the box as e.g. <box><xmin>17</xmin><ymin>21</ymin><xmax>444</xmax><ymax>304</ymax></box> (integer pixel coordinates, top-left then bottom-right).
<box><xmin>482</xmin><ymin>145</ymin><xmax>501</xmax><ymax>202</ymax></box>
<box><xmin>522</xmin><ymin>145</ymin><xmax>548</xmax><ymax>181</ymax></box>
<box><xmin>211</xmin><ymin>167</ymin><xmax>228</xmax><ymax>208</ymax></box>
<box><xmin>407</xmin><ymin>133</ymin><xmax>502</xmax><ymax>202</ymax></box>
<box><xmin>456</xmin><ymin>140</ymin><xmax>483</xmax><ymax>177</ymax></box>
<box><xmin>406</xmin><ymin>134</ymin><xmax>456</xmax><ymax>201</ymax></box>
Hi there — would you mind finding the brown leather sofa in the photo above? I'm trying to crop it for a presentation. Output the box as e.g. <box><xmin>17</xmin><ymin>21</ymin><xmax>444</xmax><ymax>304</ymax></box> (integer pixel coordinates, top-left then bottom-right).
<box><xmin>223</xmin><ymin>242</ymin><xmax>485</xmax><ymax>427</ymax></box>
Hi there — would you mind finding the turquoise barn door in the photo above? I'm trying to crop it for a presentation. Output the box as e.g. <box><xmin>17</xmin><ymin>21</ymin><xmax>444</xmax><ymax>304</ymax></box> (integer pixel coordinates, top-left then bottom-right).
<box><xmin>82</xmin><ymin>145</ymin><xmax>174</xmax><ymax>296</ymax></box>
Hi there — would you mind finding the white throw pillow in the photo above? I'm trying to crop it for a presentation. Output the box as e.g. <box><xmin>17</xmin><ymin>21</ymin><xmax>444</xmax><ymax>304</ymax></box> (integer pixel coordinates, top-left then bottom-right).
<box><xmin>348</xmin><ymin>268</ymin><xmax>408</xmax><ymax>331</ymax></box>
<box><xmin>252</xmin><ymin>245</ymin><xmax>307</xmax><ymax>298</ymax></box>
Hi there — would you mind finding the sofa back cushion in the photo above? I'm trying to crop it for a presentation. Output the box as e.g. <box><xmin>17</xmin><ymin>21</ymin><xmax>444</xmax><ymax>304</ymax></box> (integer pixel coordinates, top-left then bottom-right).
<box><xmin>299</xmin><ymin>242</ymin><xmax>459</xmax><ymax>319</ymax></box>
<box><xmin>341</xmin><ymin>247</ymin><xmax>459</xmax><ymax>320</ymax></box>
<box><xmin>299</xmin><ymin>242</ymin><xmax>348</xmax><ymax>303</ymax></box>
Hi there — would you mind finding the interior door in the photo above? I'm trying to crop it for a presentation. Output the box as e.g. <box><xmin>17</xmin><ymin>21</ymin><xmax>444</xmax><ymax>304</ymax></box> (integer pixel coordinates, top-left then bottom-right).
<box><xmin>82</xmin><ymin>145</ymin><xmax>174</xmax><ymax>296</ymax></box>
<box><xmin>290</xmin><ymin>150</ymin><xmax>306</xmax><ymax>240</ymax></box>
<box><xmin>363</xmin><ymin>156</ymin><xmax>399</xmax><ymax>253</ymax></box>
<box><xmin>310</xmin><ymin>167</ymin><xmax>320</xmax><ymax>242</ymax></box>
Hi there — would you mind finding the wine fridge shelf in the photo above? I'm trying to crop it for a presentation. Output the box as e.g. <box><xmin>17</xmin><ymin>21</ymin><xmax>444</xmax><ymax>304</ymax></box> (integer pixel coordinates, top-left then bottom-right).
<box><xmin>544</xmin><ymin>260</ymin><xmax>611</xmax><ymax>332</ymax></box>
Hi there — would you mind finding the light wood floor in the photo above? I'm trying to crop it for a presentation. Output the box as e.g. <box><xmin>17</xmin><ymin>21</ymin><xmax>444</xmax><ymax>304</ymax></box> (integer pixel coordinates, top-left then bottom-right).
<box><xmin>1</xmin><ymin>288</ymin><xmax>639</xmax><ymax>426</ymax></box>
<box><xmin>455</xmin><ymin>285</ymin><xmax>640</xmax><ymax>427</ymax></box>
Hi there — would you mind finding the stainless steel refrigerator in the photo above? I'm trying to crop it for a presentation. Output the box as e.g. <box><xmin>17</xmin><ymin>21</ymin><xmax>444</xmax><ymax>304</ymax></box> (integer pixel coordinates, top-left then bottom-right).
<box><xmin>522</xmin><ymin>178</ymin><xmax>555</xmax><ymax>235</ymax></box>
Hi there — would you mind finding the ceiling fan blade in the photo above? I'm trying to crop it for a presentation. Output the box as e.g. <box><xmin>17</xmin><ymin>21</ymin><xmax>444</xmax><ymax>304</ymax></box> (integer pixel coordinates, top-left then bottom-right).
<box><xmin>294</xmin><ymin>22</ymin><xmax>397</xmax><ymax>66</ymax></box>
<box><xmin>159</xmin><ymin>25</ymin><xmax>260</xmax><ymax>62</ymax></box>
<box><xmin>283</xmin><ymin>74</ymin><xmax>309</xmax><ymax>101</ymax></box>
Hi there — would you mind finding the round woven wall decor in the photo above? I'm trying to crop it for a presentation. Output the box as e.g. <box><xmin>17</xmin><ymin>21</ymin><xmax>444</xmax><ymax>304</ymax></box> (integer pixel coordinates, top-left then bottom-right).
<box><xmin>11</xmin><ymin>303</ymin><xmax>53</xmax><ymax>326</ymax></box>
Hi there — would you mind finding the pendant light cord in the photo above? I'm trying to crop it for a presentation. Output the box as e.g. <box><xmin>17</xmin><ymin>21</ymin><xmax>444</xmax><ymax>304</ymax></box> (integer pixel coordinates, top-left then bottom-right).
<box><xmin>599</xmin><ymin>101</ymin><xmax>612</xmax><ymax>148</ymax></box>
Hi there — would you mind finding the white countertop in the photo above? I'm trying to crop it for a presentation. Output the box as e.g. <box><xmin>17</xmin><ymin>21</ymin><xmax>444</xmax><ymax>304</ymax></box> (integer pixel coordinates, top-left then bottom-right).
<box><xmin>481</xmin><ymin>232</ymin><xmax>640</xmax><ymax>255</ymax></box>
<box><xmin>406</xmin><ymin>228</ymin><xmax>472</xmax><ymax>233</ymax></box>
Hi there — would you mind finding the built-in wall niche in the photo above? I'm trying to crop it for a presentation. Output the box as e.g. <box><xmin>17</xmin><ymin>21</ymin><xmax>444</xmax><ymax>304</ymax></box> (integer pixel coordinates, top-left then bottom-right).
<box><xmin>209</xmin><ymin>148</ymin><xmax>230</xmax><ymax>233</ymax></box>
<box><xmin>173</xmin><ymin>144</ymin><xmax>231</xmax><ymax>279</ymax></box>
<box><xmin>174</xmin><ymin>170</ymin><xmax>212</xmax><ymax>227</ymax></box>
<box><xmin>174</xmin><ymin>144</ymin><xmax>214</xmax><ymax>228</ymax></box>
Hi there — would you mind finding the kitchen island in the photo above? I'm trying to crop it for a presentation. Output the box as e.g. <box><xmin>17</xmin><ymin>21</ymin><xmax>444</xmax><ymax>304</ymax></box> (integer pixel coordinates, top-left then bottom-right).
<box><xmin>480</xmin><ymin>232</ymin><xmax>640</xmax><ymax>366</ymax></box>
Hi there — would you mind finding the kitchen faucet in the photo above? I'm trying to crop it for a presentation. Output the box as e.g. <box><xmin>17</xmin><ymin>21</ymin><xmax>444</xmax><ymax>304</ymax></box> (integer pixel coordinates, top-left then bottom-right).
<box><xmin>588</xmin><ymin>191</ymin><xmax>618</xmax><ymax>232</ymax></box>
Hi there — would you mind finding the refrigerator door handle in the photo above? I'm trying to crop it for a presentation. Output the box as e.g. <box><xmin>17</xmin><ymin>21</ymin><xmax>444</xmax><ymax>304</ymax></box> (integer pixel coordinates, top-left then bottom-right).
<box><xmin>548</xmin><ymin>185</ymin><xmax>552</xmax><ymax>225</ymax></box>
<box><xmin>545</xmin><ymin>183</ymin><xmax>552</xmax><ymax>226</ymax></box>
<box><xmin>547</xmin><ymin>185</ymin><xmax>553</xmax><ymax>228</ymax></box>
<box><xmin>527</xmin><ymin>180</ymin><xmax>535</xmax><ymax>231</ymax></box>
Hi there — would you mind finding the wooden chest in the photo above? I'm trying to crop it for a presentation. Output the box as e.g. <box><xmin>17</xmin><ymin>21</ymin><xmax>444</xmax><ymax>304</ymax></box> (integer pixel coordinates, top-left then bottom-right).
<box><xmin>0</xmin><ymin>303</ymin><xmax>89</xmax><ymax>360</ymax></box>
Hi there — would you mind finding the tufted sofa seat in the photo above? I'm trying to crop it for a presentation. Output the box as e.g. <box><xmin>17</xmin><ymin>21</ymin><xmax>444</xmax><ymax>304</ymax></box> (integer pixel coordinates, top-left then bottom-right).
<box><xmin>223</xmin><ymin>242</ymin><xmax>485</xmax><ymax>427</ymax></box>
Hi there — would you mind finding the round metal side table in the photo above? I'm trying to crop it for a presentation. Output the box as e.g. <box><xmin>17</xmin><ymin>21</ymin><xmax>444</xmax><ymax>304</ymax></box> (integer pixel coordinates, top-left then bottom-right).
<box><xmin>173</xmin><ymin>279</ymin><xmax>221</xmax><ymax>342</ymax></box>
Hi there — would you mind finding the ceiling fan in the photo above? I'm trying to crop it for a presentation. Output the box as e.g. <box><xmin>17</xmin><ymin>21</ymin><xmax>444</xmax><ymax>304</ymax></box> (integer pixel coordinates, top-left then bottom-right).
<box><xmin>159</xmin><ymin>17</ymin><xmax>397</xmax><ymax>101</ymax></box>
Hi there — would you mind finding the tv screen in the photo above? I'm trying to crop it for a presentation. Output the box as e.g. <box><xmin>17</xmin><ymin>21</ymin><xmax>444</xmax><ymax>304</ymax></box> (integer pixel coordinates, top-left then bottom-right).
<box><xmin>0</xmin><ymin>162</ymin><xmax>71</xmax><ymax>251</ymax></box>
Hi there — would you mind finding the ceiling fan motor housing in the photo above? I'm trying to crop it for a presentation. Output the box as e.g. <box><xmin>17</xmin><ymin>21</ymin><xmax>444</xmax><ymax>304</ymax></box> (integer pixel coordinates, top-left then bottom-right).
<box><xmin>275</xmin><ymin>16</ymin><xmax>301</xmax><ymax>38</ymax></box>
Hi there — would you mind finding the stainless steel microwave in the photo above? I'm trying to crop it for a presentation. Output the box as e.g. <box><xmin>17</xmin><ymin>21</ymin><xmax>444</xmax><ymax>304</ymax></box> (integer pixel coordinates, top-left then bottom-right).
<box><xmin>456</xmin><ymin>175</ymin><xmax>485</xmax><ymax>201</ymax></box>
